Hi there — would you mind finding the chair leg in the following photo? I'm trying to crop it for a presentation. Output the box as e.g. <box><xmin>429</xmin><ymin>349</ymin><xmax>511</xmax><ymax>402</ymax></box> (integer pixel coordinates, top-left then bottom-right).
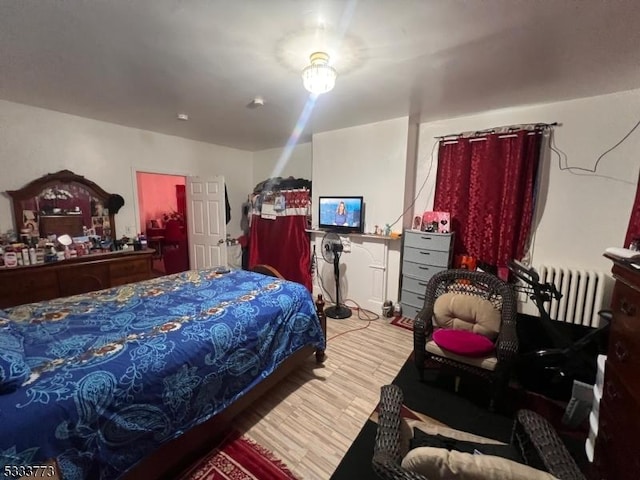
<box><xmin>414</xmin><ymin>349</ymin><xmax>426</xmax><ymax>381</ymax></box>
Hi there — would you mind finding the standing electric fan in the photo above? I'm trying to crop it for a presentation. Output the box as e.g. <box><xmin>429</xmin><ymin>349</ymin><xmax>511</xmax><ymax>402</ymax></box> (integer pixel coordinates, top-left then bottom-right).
<box><xmin>321</xmin><ymin>232</ymin><xmax>352</xmax><ymax>319</ymax></box>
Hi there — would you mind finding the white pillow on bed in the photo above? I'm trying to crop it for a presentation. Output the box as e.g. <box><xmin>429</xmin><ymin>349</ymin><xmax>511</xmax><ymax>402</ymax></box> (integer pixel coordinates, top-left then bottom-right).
<box><xmin>0</xmin><ymin>323</ymin><xmax>31</xmax><ymax>394</ymax></box>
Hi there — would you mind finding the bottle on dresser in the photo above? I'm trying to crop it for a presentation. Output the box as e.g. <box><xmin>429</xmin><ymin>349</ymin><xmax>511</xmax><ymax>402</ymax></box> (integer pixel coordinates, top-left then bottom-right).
<box><xmin>3</xmin><ymin>246</ymin><xmax>18</xmax><ymax>268</ymax></box>
<box><xmin>21</xmin><ymin>247</ymin><xmax>30</xmax><ymax>266</ymax></box>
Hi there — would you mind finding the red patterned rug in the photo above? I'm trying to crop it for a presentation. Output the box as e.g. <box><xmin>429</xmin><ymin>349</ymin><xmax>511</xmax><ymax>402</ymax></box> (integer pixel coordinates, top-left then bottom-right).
<box><xmin>390</xmin><ymin>316</ymin><xmax>414</xmax><ymax>331</ymax></box>
<box><xmin>180</xmin><ymin>430</ymin><xmax>298</xmax><ymax>480</ymax></box>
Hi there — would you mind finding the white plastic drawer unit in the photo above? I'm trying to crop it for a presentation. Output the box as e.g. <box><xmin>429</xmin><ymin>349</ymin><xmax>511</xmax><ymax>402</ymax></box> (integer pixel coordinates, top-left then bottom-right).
<box><xmin>400</xmin><ymin>230</ymin><xmax>454</xmax><ymax>314</ymax></box>
<box><xmin>400</xmin><ymin>303</ymin><xmax>421</xmax><ymax>321</ymax></box>
<box><xmin>401</xmin><ymin>262</ymin><xmax>448</xmax><ymax>283</ymax></box>
<box><xmin>403</xmin><ymin>247</ymin><xmax>451</xmax><ymax>268</ymax></box>
<box><xmin>401</xmin><ymin>276</ymin><xmax>431</xmax><ymax>295</ymax></box>
<box><xmin>403</xmin><ymin>231</ymin><xmax>452</xmax><ymax>252</ymax></box>
<box><xmin>402</xmin><ymin>290</ymin><xmax>426</xmax><ymax>308</ymax></box>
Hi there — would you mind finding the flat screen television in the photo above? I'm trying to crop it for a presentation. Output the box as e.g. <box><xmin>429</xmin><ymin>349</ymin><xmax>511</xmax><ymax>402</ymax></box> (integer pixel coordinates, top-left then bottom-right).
<box><xmin>318</xmin><ymin>196</ymin><xmax>364</xmax><ymax>234</ymax></box>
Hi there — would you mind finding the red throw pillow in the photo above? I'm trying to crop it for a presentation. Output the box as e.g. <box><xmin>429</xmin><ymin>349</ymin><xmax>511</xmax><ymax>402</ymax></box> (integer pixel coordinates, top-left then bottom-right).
<box><xmin>432</xmin><ymin>329</ymin><xmax>495</xmax><ymax>357</ymax></box>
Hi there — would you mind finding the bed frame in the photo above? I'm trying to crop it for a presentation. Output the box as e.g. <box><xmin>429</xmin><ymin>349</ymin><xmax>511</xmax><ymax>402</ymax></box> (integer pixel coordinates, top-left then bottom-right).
<box><xmin>123</xmin><ymin>267</ymin><xmax>327</xmax><ymax>480</ymax></box>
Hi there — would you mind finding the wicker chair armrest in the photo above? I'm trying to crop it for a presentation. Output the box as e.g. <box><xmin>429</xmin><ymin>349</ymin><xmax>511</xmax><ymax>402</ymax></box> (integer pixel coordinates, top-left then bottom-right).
<box><xmin>496</xmin><ymin>317</ymin><xmax>519</xmax><ymax>363</ymax></box>
<box><xmin>413</xmin><ymin>308</ymin><xmax>432</xmax><ymax>371</ymax></box>
<box><xmin>414</xmin><ymin>306</ymin><xmax>434</xmax><ymax>332</ymax></box>
<box><xmin>512</xmin><ymin>409</ymin><xmax>586</xmax><ymax>480</ymax></box>
<box><xmin>372</xmin><ymin>385</ymin><xmax>429</xmax><ymax>480</ymax></box>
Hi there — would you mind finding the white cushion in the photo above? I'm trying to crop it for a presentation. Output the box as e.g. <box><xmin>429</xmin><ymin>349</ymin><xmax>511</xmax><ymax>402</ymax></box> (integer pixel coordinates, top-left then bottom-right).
<box><xmin>401</xmin><ymin>447</ymin><xmax>559</xmax><ymax>480</ymax></box>
<box><xmin>408</xmin><ymin>421</ymin><xmax>506</xmax><ymax>445</ymax></box>
<box><xmin>433</xmin><ymin>293</ymin><xmax>501</xmax><ymax>340</ymax></box>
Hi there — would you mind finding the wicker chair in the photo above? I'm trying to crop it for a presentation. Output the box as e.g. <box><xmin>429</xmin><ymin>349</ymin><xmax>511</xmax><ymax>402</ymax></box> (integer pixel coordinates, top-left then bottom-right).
<box><xmin>413</xmin><ymin>269</ymin><xmax>518</xmax><ymax>411</ymax></box>
<box><xmin>372</xmin><ymin>384</ymin><xmax>586</xmax><ymax>480</ymax></box>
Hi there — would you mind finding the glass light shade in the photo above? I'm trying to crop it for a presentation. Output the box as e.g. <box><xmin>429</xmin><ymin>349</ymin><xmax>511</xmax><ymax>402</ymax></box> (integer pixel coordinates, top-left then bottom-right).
<box><xmin>301</xmin><ymin>52</ymin><xmax>337</xmax><ymax>95</ymax></box>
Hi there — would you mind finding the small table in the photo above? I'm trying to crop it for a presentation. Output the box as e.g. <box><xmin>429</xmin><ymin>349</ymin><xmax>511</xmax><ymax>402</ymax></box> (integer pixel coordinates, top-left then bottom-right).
<box><xmin>148</xmin><ymin>236</ymin><xmax>165</xmax><ymax>259</ymax></box>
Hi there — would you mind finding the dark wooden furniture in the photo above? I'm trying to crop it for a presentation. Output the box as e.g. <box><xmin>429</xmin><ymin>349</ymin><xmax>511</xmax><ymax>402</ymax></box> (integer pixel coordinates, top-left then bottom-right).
<box><xmin>592</xmin><ymin>256</ymin><xmax>640</xmax><ymax>480</ymax></box>
<box><xmin>6</xmin><ymin>169</ymin><xmax>117</xmax><ymax>239</ymax></box>
<box><xmin>0</xmin><ymin>250</ymin><xmax>153</xmax><ymax>308</ymax></box>
<box><xmin>39</xmin><ymin>214</ymin><xmax>84</xmax><ymax>237</ymax></box>
<box><xmin>124</xmin><ymin>289</ymin><xmax>327</xmax><ymax>480</ymax></box>
<box><xmin>251</xmin><ymin>263</ymin><xmax>285</xmax><ymax>278</ymax></box>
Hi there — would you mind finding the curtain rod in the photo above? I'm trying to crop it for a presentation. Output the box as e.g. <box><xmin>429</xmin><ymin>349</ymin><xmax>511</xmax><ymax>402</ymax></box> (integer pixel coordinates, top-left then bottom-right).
<box><xmin>434</xmin><ymin>122</ymin><xmax>559</xmax><ymax>140</ymax></box>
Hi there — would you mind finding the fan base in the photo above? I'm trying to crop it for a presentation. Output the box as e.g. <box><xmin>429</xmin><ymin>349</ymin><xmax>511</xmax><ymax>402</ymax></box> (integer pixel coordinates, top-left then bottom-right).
<box><xmin>325</xmin><ymin>305</ymin><xmax>352</xmax><ymax>319</ymax></box>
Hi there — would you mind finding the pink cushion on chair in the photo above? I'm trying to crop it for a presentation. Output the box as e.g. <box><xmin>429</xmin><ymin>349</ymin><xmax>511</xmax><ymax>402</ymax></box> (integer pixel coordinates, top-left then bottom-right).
<box><xmin>432</xmin><ymin>329</ymin><xmax>495</xmax><ymax>357</ymax></box>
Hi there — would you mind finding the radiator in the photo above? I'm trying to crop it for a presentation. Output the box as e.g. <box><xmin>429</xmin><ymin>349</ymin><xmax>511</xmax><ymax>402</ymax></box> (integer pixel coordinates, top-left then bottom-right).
<box><xmin>536</xmin><ymin>266</ymin><xmax>608</xmax><ymax>328</ymax></box>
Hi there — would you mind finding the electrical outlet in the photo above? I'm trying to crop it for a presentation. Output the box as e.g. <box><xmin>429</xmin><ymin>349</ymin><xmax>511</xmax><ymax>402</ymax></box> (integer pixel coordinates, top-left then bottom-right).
<box><xmin>340</xmin><ymin>236</ymin><xmax>351</xmax><ymax>253</ymax></box>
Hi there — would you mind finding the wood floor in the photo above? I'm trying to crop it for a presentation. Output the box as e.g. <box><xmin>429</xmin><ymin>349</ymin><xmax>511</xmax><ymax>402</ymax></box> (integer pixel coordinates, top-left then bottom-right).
<box><xmin>233</xmin><ymin>315</ymin><xmax>414</xmax><ymax>480</ymax></box>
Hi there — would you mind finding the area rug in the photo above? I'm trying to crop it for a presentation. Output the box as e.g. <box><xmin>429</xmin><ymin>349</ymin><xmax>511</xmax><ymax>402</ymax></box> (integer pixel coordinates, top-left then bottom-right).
<box><xmin>180</xmin><ymin>429</ymin><xmax>298</xmax><ymax>480</ymax></box>
<box><xmin>389</xmin><ymin>316</ymin><xmax>414</xmax><ymax>331</ymax></box>
<box><xmin>330</xmin><ymin>355</ymin><xmax>588</xmax><ymax>479</ymax></box>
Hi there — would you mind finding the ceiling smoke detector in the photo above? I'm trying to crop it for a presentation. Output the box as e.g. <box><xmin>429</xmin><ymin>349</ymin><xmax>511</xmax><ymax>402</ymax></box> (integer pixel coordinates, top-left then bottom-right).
<box><xmin>177</xmin><ymin>113</ymin><xmax>189</xmax><ymax>121</ymax></box>
<box><xmin>247</xmin><ymin>97</ymin><xmax>265</xmax><ymax>109</ymax></box>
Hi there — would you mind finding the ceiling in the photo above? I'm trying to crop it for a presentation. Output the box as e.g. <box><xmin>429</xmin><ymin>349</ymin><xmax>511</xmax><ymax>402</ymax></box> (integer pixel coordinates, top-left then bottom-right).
<box><xmin>2</xmin><ymin>1</ymin><xmax>640</xmax><ymax>152</ymax></box>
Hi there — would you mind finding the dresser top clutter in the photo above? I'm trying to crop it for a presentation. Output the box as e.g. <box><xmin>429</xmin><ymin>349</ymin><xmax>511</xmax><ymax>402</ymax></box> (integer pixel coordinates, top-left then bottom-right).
<box><xmin>1</xmin><ymin>170</ymin><xmax>153</xmax><ymax>308</ymax></box>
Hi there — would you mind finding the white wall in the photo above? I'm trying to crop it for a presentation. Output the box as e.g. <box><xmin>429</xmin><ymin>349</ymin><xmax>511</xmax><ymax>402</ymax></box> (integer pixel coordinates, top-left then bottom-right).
<box><xmin>252</xmin><ymin>142</ymin><xmax>312</xmax><ymax>186</ymax></box>
<box><xmin>312</xmin><ymin>117</ymin><xmax>410</xmax><ymax>311</ymax></box>
<box><xmin>415</xmin><ymin>89</ymin><xmax>640</xmax><ymax>274</ymax></box>
<box><xmin>0</xmin><ymin>99</ymin><xmax>253</xmax><ymax>241</ymax></box>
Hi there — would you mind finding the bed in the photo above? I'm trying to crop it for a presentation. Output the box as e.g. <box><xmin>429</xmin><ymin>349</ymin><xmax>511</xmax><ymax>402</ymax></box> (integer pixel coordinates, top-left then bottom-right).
<box><xmin>0</xmin><ymin>267</ymin><xmax>326</xmax><ymax>480</ymax></box>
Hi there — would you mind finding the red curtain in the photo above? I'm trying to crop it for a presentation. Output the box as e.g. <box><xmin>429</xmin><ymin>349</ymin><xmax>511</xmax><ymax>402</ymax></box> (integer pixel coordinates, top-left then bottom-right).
<box><xmin>248</xmin><ymin>190</ymin><xmax>312</xmax><ymax>291</ymax></box>
<box><xmin>624</xmin><ymin>170</ymin><xmax>640</xmax><ymax>249</ymax></box>
<box><xmin>175</xmin><ymin>184</ymin><xmax>186</xmax><ymax>221</ymax></box>
<box><xmin>434</xmin><ymin>130</ymin><xmax>542</xmax><ymax>271</ymax></box>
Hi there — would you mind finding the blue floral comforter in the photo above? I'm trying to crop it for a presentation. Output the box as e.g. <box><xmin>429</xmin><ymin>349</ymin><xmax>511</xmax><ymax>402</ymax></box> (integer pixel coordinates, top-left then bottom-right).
<box><xmin>0</xmin><ymin>269</ymin><xmax>324</xmax><ymax>479</ymax></box>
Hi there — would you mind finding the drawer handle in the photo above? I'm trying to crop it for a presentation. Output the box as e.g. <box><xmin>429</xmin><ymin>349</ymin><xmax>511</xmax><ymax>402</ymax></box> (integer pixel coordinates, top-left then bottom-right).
<box><xmin>418</xmin><ymin>266</ymin><xmax>430</xmax><ymax>270</ymax></box>
<box><xmin>417</xmin><ymin>295</ymin><xmax>425</xmax><ymax>301</ymax></box>
<box><xmin>614</xmin><ymin>340</ymin><xmax>629</xmax><ymax>362</ymax></box>
<box><xmin>418</xmin><ymin>282</ymin><xmax>428</xmax><ymax>287</ymax></box>
<box><xmin>419</xmin><ymin>251</ymin><xmax>431</xmax><ymax>255</ymax></box>
<box><xmin>620</xmin><ymin>298</ymin><xmax>636</xmax><ymax>316</ymax></box>
<box><xmin>420</xmin><ymin>236</ymin><xmax>433</xmax><ymax>241</ymax></box>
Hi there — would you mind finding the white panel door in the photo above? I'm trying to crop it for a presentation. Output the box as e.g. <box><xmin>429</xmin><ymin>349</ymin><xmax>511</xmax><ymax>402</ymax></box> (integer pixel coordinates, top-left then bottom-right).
<box><xmin>186</xmin><ymin>176</ymin><xmax>227</xmax><ymax>270</ymax></box>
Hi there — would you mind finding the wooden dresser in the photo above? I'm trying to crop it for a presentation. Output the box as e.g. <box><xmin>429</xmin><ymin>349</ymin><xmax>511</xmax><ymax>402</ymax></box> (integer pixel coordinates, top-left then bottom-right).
<box><xmin>0</xmin><ymin>249</ymin><xmax>154</xmax><ymax>309</ymax></box>
<box><xmin>593</xmin><ymin>256</ymin><xmax>640</xmax><ymax>479</ymax></box>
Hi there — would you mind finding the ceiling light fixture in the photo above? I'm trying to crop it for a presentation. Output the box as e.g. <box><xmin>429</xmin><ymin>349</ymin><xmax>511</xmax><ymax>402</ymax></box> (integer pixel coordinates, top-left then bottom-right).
<box><xmin>301</xmin><ymin>52</ymin><xmax>336</xmax><ymax>95</ymax></box>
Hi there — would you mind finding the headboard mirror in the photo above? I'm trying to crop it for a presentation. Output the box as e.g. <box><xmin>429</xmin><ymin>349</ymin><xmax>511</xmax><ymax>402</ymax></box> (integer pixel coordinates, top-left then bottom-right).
<box><xmin>7</xmin><ymin>170</ymin><xmax>118</xmax><ymax>240</ymax></box>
